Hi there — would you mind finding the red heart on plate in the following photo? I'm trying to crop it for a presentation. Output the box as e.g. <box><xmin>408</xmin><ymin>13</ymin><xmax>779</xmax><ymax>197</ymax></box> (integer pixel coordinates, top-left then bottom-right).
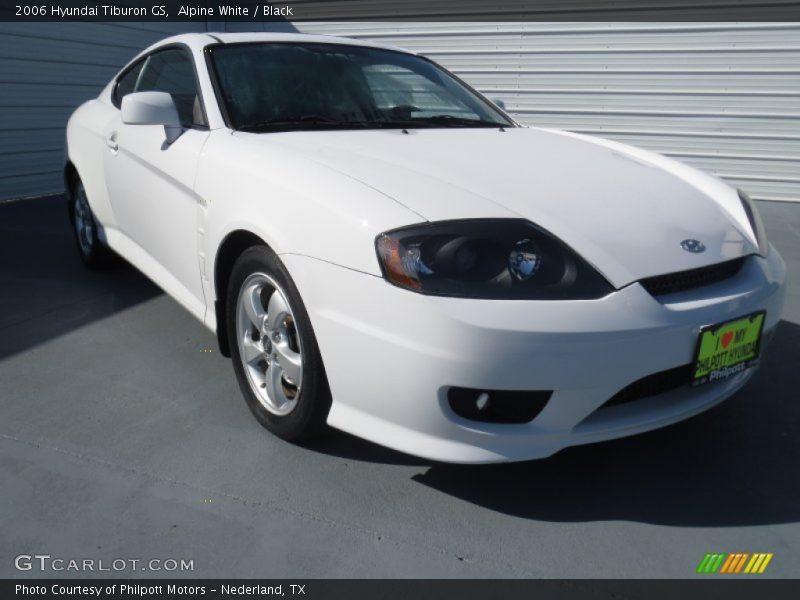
<box><xmin>721</xmin><ymin>331</ymin><xmax>734</xmax><ymax>348</ymax></box>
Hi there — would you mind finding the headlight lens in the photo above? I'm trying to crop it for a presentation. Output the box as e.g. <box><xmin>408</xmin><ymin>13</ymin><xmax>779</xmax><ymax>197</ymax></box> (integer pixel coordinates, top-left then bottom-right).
<box><xmin>738</xmin><ymin>189</ymin><xmax>769</xmax><ymax>257</ymax></box>
<box><xmin>375</xmin><ymin>219</ymin><xmax>613</xmax><ymax>299</ymax></box>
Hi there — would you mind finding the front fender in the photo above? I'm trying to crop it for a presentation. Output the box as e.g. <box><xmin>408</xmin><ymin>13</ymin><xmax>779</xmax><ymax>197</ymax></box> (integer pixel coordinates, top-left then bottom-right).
<box><xmin>197</xmin><ymin>129</ymin><xmax>423</xmax><ymax>304</ymax></box>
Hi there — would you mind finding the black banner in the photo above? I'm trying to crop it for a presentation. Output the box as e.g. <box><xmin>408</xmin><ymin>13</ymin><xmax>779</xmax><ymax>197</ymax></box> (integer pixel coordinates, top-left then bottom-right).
<box><xmin>4</xmin><ymin>580</ymin><xmax>800</xmax><ymax>600</ymax></box>
<box><xmin>1</xmin><ymin>0</ymin><xmax>800</xmax><ymax>22</ymax></box>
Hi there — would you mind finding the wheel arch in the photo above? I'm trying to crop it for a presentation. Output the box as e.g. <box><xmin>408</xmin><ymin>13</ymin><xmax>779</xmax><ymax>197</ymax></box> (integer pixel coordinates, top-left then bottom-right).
<box><xmin>64</xmin><ymin>161</ymin><xmax>80</xmax><ymax>223</ymax></box>
<box><xmin>213</xmin><ymin>229</ymin><xmax>273</xmax><ymax>357</ymax></box>
<box><xmin>64</xmin><ymin>160</ymin><xmax>80</xmax><ymax>198</ymax></box>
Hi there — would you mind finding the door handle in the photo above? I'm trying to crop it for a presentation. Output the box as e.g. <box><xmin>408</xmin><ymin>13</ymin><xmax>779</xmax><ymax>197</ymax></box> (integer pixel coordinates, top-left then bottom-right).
<box><xmin>106</xmin><ymin>132</ymin><xmax>118</xmax><ymax>152</ymax></box>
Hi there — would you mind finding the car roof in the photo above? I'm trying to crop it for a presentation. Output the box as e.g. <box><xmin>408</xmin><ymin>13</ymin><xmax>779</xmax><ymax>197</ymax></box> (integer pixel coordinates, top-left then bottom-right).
<box><xmin>141</xmin><ymin>32</ymin><xmax>414</xmax><ymax>56</ymax></box>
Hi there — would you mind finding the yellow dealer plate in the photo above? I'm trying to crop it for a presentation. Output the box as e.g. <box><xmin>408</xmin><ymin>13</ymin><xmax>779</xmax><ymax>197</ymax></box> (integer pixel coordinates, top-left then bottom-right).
<box><xmin>692</xmin><ymin>311</ymin><xmax>765</xmax><ymax>387</ymax></box>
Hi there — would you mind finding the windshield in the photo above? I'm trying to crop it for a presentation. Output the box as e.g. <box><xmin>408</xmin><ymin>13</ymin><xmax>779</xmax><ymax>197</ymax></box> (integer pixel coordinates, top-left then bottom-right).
<box><xmin>207</xmin><ymin>42</ymin><xmax>513</xmax><ymax>132</ymax></box>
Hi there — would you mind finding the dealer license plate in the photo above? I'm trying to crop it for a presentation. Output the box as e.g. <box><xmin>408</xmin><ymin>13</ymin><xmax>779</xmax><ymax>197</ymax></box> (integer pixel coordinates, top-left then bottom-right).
<box><xmin>691</xmin><ymin>311</ymin><xmax>765</xmax><ymax>387</ymax></box>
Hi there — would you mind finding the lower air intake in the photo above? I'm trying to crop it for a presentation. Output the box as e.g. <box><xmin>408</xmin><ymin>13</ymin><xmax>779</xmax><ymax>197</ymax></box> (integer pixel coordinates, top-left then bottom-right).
<box><xmin>603</xmin><ymin>364</ymin><xmax>693</xmax><ymax>408</ymax></box>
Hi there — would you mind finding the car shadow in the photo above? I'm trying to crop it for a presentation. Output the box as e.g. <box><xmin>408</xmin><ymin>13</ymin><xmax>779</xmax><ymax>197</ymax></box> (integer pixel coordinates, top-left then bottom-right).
<box><xmin>307</xmin><ymin>319</ymin><xmax>800</xmax><ymax>527</ymax></box>
<box><xmin>302</xmin><ymin>430</ymin><xmax>431</xmax><ymax>467</ymax></box>
<box><xmin>0</xmin><ymin>195</ymin><xmax>162</xmax><ymax>359</ymax></box>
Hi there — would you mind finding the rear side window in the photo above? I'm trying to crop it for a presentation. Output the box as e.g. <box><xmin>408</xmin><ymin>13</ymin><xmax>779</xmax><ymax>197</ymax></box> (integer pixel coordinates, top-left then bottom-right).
<box><xmin>113</xmin><ymin>60</ymin><xmax>144</xmax><ymax>108</ymax></box>
<box><xmin>136</xmin><ymin>48</ymin><xmax>206</xmax><ymax>128</ymax></box>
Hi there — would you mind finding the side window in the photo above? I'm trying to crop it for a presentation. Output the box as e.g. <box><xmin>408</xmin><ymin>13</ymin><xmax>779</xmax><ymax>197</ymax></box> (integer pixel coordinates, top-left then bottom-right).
<box><xmin>113</xmin><ymin>60</ymin><xmax>144</xmax><ymax>108</ymax></box>
<box><xmin>135</xmin><ymin>48</ymin><xmax>206</xmax><ymax>128</ymax></box>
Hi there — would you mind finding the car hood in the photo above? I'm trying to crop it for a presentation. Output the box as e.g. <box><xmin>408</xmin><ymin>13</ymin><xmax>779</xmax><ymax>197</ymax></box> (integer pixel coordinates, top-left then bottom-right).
<box><xmin>240</xmin><ymin>127</ymin><xmax>758</xmax><ymax>288</ymax></box>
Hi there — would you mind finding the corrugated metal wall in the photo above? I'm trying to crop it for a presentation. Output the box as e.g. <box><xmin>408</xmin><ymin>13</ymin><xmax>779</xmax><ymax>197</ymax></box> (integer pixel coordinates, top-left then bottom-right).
<box><xmin>0</xmin><ymin>22</ymin><xmax>205</xmax><ymax>201</ymax></box>
<box><xmin>1</xmin><ymin>21</ymin><xmax>798</xmax><ymax>202</ymax></box>
<box><xmin>299</xmin><ymin>22</ymin><xmax>800</xmax><ymax>203</ymax></box>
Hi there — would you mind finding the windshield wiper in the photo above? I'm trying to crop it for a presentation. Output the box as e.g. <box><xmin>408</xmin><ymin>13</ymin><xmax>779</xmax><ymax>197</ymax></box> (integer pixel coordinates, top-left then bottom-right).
<box><xmin>237</xmin><ymin>114</ymin><xmax>509</xmax><ymax>133</ymax></box>
<box><xmin>238</xmin><ymin>115</ymin><xmax>372</xmax><ymax>132</ymax></box>
<box><xmin>407</xmin><ymin>115</ymin><xmax>508</xmax><ymax>127</ymax></box>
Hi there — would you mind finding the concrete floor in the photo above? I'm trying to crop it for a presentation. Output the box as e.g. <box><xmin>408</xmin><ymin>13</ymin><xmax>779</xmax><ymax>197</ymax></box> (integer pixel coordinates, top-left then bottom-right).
<box><xmin>1</xmin><ymin>196</ymin><xmax>799</xmax><ymax>579</ymax></box>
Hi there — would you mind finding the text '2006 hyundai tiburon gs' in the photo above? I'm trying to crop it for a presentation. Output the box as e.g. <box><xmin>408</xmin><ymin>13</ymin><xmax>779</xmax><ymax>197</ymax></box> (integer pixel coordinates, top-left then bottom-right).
<box><xmin>64</xmin><ymin>33</ymin><xmax>786</xmax><ymax>463</ymax></box>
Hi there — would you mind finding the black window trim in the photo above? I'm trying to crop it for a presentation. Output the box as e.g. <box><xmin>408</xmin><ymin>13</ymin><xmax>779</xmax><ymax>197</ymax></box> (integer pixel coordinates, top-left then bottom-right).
<box><xmin>112</xmin><ymin>42</ymin><xmax>210</xmax><ymax>131</ymax></box>
<box><xmin>202</xmin><ymin>40</ymin><xmax>517</xmax><ymax>132</ymax></box>
<box><xmin>111</xmin><ymin>57</ymin><xmax>145</xmax><ymax>109</ymax></box>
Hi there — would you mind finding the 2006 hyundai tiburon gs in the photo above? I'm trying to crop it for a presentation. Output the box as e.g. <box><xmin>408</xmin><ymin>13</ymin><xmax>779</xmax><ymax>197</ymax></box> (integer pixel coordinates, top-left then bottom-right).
<box><xmin>65</xmin><ymin>33</ymin><xmax>786</xmax><ymax>463</ymax></box>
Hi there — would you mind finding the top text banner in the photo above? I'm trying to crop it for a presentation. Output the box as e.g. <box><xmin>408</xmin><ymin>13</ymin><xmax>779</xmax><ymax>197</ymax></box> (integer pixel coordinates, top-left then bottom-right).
<box><xmin>2</xmin><ymin>0</ymin><xmax>800</xmax><ymax>22</ymax></box>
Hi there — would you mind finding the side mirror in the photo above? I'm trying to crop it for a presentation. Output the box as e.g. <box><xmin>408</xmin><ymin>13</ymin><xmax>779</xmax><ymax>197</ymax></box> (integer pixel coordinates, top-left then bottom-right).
<box><xmin>121</xmin><ymin>91</ymin><xmax>183</xmax><ymax>145</ymax></box>
<box><xmin>491</xmin><ymin>98</ymin><xmax>507</xmax><ymax>111</ymax></box>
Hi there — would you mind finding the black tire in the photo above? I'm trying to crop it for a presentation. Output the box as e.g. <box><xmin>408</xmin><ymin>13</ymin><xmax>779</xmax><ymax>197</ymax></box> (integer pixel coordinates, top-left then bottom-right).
<box><xmin>68</xmin><ymin>180</ymin><xmax>116</xmax><ymax>269</ymax></box>
<box><xmin>226</xmin><ymin>245</ymin><xmax>332</xmax><ymax>441</ymax></box>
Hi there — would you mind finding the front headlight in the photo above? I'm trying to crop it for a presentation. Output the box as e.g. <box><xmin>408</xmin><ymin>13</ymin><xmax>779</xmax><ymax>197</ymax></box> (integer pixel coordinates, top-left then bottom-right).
<box><xmin>738</xmin><ymin>189</ymin><xmax>769</xmax><ymax>257</ymax></box>
<box><xmin>375</xmin><ymin>219</ymin><xmax>613</xmax><ymax>299</ymax></box>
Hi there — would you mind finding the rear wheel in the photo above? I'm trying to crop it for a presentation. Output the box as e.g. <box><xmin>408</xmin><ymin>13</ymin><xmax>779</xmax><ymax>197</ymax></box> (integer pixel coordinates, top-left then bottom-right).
<box><xmin>70</xmin><ymin>181</ymin><xmax>115</xmax><ymax>268</ymax></box>
<box><xmin>227</xmin><ymin>246</ymin><xmax>331</xmax><ymax>441</ymax></box>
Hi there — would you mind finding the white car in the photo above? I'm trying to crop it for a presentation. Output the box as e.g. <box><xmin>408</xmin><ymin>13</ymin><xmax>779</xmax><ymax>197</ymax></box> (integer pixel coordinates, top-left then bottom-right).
<box><xmin>65</xmin><ymin>32</ymin><xmax>786</xmax><ymax>463</ymax></box>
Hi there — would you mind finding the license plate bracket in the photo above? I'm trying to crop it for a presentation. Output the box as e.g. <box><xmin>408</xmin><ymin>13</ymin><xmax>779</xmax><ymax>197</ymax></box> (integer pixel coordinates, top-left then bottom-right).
<box><xmin>691</xmin><ymin>311</ymin><xmax>766</xmax><ymax>387</ymax></box>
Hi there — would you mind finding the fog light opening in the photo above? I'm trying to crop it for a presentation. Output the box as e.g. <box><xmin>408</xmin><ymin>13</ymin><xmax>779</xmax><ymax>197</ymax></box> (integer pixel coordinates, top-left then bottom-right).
<box><xmin>447</xmin><ymin>387</ymin><xmax>552</xmax><ymax>424</ymax></box>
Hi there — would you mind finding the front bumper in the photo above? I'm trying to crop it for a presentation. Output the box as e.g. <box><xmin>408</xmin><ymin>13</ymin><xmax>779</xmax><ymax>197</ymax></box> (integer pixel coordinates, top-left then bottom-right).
<box><xmin>283</xmin><ymin>246</ymin><xmax>786</xmax><ymax>463</ymax></box>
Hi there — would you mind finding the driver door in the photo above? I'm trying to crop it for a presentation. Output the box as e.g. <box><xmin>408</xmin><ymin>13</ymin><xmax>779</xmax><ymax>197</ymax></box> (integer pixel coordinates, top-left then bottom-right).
<box><xmin>103</xmin><ymin>47</ymin><xmax>209</xmax><ymax>317</ymax></box>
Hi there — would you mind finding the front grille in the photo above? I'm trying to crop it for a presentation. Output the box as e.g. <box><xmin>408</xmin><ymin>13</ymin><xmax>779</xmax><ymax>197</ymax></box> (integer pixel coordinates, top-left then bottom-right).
<box><xmin>603</xmin><ymin>364</ymin><xmax>693</xmax><ymax>408</ymax></box>
<box><xmin>640</xmin><ymin>257</ymin><xmax>747</xmax><ymax>297</ymax></box>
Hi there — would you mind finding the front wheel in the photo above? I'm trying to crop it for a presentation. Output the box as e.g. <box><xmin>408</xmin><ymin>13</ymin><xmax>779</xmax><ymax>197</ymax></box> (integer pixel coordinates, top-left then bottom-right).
<box><xmin>227</xmin><ymin>246</ymin><xmax>332</xmax><ymax>441</ymax></box>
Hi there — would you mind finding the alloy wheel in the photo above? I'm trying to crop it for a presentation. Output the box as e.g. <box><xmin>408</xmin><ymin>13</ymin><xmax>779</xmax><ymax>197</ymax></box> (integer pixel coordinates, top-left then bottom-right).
<box><xmin>73</xmin><ymin>185</ymin><xmax>94</xmax><ymax>256</ymax></box>
<box><xmin>235</xmin><ymin>272</ymin><xmax>304</xmax><ymax>416</ymax></box>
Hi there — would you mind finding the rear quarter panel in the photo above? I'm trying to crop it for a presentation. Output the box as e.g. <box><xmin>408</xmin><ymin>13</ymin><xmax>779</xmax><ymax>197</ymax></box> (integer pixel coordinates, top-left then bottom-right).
<box><xmin>66</xmin><ymin>98</ymin><xmax>119</xmax><ymax>228</ymax></box>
